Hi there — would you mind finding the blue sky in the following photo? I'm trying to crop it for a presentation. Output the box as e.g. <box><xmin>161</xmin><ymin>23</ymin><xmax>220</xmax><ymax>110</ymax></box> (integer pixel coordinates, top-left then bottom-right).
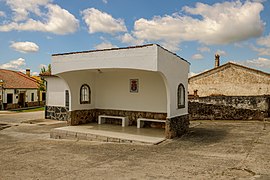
<box><xmin>0</xmin><ymin>0</ymin><xmax>270</xmax><ymax>76</ymax></box>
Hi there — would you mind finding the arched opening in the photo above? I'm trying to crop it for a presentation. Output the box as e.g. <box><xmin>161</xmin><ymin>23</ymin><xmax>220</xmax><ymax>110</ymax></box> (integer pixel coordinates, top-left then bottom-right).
<box><xmin>80</xmin><ymin>84</ymin><xmax>91</xmax><ymax>104</ymax></box>
<box><xmin>177</xmin><ymin>83</ymin><xmax>185</xmax><ymax>109</ymax></box>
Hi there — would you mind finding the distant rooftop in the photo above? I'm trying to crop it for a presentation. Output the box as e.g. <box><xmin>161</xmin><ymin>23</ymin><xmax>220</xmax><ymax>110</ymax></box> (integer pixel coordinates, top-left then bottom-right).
<box><xmin>0</xmin><ymin>69</ymin><xmax>38</xmax><ymax>89</ymax></box>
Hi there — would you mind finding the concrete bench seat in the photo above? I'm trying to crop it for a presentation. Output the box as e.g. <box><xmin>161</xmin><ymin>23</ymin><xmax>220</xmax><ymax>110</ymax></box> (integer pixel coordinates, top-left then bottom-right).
<box><xmin>98</xmin><ymin>115</ymin><xmax>129</xmax><ymax>127</ymax></box>
<box><xmin>137</xmin><ymin>118</ymin><xmax>166</xmax><ymax>128</ymax></box>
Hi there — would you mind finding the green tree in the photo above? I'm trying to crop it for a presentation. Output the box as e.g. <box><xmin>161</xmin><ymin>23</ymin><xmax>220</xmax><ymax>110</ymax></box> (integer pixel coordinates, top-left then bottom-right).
<box><xmin>39</xmin><ymin>64</ymin><xmax>51</xmax><ymax>91</ymax></box>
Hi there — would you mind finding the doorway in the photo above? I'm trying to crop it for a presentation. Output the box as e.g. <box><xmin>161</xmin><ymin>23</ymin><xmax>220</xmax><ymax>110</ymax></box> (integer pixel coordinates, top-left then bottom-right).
<box><xmin>18</xmin><ymin>92</ymin><xmax>25</xmax><ymax>107</ymax></box>
<box><xmin>7</xmin><ymin>94</ymin><xmax>13</xmax><ymax>104</ymax></box>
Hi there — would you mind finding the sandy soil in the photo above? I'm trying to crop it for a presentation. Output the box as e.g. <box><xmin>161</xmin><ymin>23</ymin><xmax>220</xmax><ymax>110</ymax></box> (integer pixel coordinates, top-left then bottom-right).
<box><xmin>0</xmin><ymin>117</ymin><xmax>269</xmax><ymax>180</ymax></box>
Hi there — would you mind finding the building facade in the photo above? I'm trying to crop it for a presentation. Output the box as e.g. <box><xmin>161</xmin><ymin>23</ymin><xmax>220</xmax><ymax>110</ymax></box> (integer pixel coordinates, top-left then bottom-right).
<box><xmin>189</xmin><ymin>61</ymin><xmax>270</xmax><ymax>97</ymax></box>
<box><xmin>0</xmin><ymin>69</ymin><xmax>41</xmax><ymax>110</ymax></box>
<box><xmin>188</xmin><ymin>55</ymin><xmax>270</xmax><ymax>120</ymax></box>
<box><xmin>43</xmin><ymin>44</ymin><xmax>190</xmax><ymax>138</ymax></box>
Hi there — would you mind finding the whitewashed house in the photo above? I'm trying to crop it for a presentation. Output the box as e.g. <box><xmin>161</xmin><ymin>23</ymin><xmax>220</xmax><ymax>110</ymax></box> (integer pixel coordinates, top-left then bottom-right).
<box><xmin>43</xmin><ymin>44</ymin><xmax>190</xmax><ymax>138</ymax></box>
<box><xmin>0</xmin><ymin>69</ymin><xmax>40</xmax><ymax>110</ymax></box>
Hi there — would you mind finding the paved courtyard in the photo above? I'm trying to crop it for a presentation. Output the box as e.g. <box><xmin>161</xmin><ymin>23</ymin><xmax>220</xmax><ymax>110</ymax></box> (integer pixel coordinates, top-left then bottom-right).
<box><xmin>0</xmin><ymin>112</ymin><xmax>269</xmax><ymax>179</ymax></box>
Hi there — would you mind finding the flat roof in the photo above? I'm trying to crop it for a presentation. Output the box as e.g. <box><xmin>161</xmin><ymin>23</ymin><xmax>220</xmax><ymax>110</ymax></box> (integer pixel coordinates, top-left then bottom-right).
<box><xmin>52</xmin><ymin>44</ymin><xmax>189</xmax><ymax>64</ymax></box>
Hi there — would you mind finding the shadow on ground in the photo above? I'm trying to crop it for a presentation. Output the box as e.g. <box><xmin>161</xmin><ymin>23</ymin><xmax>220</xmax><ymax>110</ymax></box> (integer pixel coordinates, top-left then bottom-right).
<box><xmin>180</xmin><ymin>127</ymin><xmax>228</xmax><ymax>144</ymax></box>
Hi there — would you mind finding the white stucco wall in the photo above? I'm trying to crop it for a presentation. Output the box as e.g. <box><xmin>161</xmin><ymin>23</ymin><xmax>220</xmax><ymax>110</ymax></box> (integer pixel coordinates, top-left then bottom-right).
<box><xmin>25</xmin><ymin>89</ymin><xmax>38</xmax><ymax>102</ymax></box>
<box><xmin>157</xmin><ymin>46</ymin><xmax>189</xmax><ymax>117</ymax></box>
<box><xmin>57</xmin><ymin>69</ymin><xmax>167</xmax><ymax>112</ymax></box>
<box><xmin>2</xmin><ymin>89</ymin><xmax>38</xmax><ymax>103</ymax></box>
<box><xmin>58</xmin><ymin>71</ymin><xmax>95</xmax><ymax>110</ymax></box>
<box><xmin>95</xmin><ymin>70</ymin><xmax>167</xmax><ymax>112</ymax></box>
<box><xmin>52</xmin><ymin>45</ymin><xmax>157</xmax><ymax>74</ymax></box>
<box><xmin>45</xmin><ymin>76</ymin><xmax>69</xmax><ymax>107</ymax></box>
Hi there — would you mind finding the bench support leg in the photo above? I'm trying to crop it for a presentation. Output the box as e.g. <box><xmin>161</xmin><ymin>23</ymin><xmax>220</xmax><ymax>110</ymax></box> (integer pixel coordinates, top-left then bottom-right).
<box><xmin>137</xmin><ymin>121</ymin><xmax>144</xmax><ymax>128</ymax></box>
<box><xmin>98</xmin><ymin>117</ymin><xmax>105</xmax><ymax>125</ymax></box>
<box><xmin>122</xmin><ymin>117</ymin><xmax>129</xmax><ymax>127</ymax></box>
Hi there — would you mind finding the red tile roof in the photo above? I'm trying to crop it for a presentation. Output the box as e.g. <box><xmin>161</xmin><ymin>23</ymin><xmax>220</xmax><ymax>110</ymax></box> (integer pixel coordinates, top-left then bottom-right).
<box><xmin>0</xmin><ymin>69</ymin><xmax>38</xmax><ymax>89</ymax></box>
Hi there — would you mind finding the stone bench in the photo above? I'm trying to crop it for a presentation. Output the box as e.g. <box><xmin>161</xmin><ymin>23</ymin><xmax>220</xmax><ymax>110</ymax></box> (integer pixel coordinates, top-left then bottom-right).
<box><xmin>137</xmin><ymin>118</ymin><xmax>166</xmax><ymax>128</ymax></box>
<box><xmin>98</xmin><ymin>115</ymin><xmax>129</xmax><ymax>127</ymax></box>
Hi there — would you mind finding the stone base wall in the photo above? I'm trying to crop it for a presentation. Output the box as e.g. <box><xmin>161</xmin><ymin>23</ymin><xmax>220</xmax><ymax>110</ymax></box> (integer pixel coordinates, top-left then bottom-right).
<box><xmin>45</xmin><ymin>106</ymin><xmax>69</xmax><ymax>121</ymax></box>
<box><xmin>189</xmin><ymin>101</ymin><xmax>268</xmax><ymax>120</ymax></box>
<box><xmin>96</xmin><ymin>109</ymin><xmax>167</xmax><ymax>126</ymax></box>
<box><xmin>165</xmin><ymin>114</ymin><xmax>189</xmax><ymax>139</ymax></box>
<box><xmin>26</xmin><ymin>101</ymin><xmax>40</xmax><ymax>107</ymax></box>
<box><xmin>47</xmin><ymin>107</ymin><xmax>167</xmax><ymax>125</ymax></box>
<box><xmin>4</xmin><ymin>101</ymin><xmax>45</xmax><ymax>110</ymax></box>
<box><xmin>67</xmin><ymin>109</ymin><xmax>167</xmax><ymax>126</ymax></box>
<box><xmin>68</xmin><ymin>109</ymin><xmax>96</xmax><ymax>125</ymax></box>
<box><xmin>5</xmin><ymin>103</ymin><xmax>19</xmax><ymax>110</ymax></box>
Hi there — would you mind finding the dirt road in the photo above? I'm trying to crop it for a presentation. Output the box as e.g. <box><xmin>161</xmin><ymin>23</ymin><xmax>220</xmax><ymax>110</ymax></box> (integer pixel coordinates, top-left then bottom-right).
<box><xmin>0</xmin><ymin>117</ymin><xmax>269</xmax><ymax>179</ymax></box>
<box><xmin>0</xmin><ymin>111</ymin><xmax>44</xmax><ymax>124</ymax></box>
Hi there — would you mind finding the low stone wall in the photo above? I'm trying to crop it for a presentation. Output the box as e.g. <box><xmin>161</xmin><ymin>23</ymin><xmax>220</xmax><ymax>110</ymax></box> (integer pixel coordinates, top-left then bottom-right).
<box><xmin>165</xmin><ymin>114</ymin><xmax>189</xmax><ymax>138</ymax></box>
<box><xmin>45</xmin><ymin>106</ymin><xmax>69</xmax><ymax>121</ymax></box>
<box><xmin>190</xmin><ymin>96</ymin><xmax>270</xmax><ymax>112</ymax></box>
<box><xmin>189</xmin><ymin>96</ymin><xmax>270</xmax><ymax>120</ymax></box>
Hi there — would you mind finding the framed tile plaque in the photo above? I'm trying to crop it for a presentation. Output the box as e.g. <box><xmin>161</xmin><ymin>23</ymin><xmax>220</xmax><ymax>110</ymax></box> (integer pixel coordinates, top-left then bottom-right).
<box><xmin>130</xmin><ymin>79</ymin><xmax>139</xmax><ymax>93</ymax></box>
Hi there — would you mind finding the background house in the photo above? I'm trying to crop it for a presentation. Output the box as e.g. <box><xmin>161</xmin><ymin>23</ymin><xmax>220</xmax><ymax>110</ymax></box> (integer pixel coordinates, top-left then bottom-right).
<box><xmin>188</xmin><ymin>55</ymin><xmax>270</xmax><ymax>120</ymax></box>
<box><xmin>0</xmin><ymin>69</ymin><xmax>43</xmax><ymax>110</ymax></box>
<box><xmin>189</xmin><ymin>55</ymin><xmax>270</xmax><ymax>97</ymax></box>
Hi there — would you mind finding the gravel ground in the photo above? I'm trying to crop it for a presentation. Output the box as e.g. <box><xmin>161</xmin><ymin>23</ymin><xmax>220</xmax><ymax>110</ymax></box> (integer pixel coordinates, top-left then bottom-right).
<box><xmin>0</xmin><ymin>117</ymin><xmax>269</xmax><ymax>180</ymax></box>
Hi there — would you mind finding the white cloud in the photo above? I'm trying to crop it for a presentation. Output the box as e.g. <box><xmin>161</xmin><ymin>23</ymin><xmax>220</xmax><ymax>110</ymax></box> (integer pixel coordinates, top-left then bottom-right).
<box><xmin>133</xmin><ymin>1</ymin><xmax>264</xmax><ymax>51</ymax></box>
<box><xmin>251</xmin><ymin>44</ymin><xmax>270</xmax><ymax>56</ymax></box>
<box><xmin>257</xmin><ymin>34</ymin><xmax>270</xmax><ymax>47</ymax></box>
<box><xmin>0</xmin><ymin>58</ymin><xmax>26</xmax><ymax>70</ymax></box>
<box><xmin>0</xmin><ymin>3</ymin><xmax>79</xmax><ymax>35</ymax></box>
<box><xmin>197</xmin><ymin>46</ymin><xmax>210</xmax><ymax>52</ymax></box>
<box><xmin>10</xmin><ymin>41</ymin><xmax>39</xmax><ymax>53</ymax></box>
<box><xmin>102</xmin><ymin>0</ymin><xmax>108</xmax><ymax>4</ymax></box>
<box><xmin>120</xmin><ymin>33</ymin><xmax>144</xmax><ymax>45</ymax></box>
<box><xmin>215</xmin><ymin>49</ymin><xmax>227</xmax><ymax>56</ymax></box>
<box><xmin>82</xmin><ymin>8</ymin><xmax>127</xmax><ymax>34</ymax></box>
<box><xmin>6</xmin><ymin>0</ymin><xmax>51</xmax><ymax>21</ymax></box>
<box><xmin>244</xmin><ymin>57</ymin><xmax>270</xmax><ymax>69</ymax></box>
<box><xmin>31</xmin><ymin>71</ymin><xmax>39</xmax><ymax>76</ymax></box>
<box><xmin>191</xmin><ymin>54</ymin><xmax>204</xmax><ymax>60</ymax></box>
<box><xmin>0</xmin><ymin>11</ymin><xmax>6</xmax><ymax>17</ymax></box>
<box><xmin>253</xmin><ymin>34</ymin><xmax>270</xmax><ymax>56</ymax></box>
<box><xmin>253</xmin><ymin>47</ymin><xmax>270</xmax><ymax>56</ymax></box>
<box><xmin>94</xmin><ymin>42</ymin><xmax>118</xmax><ymax>50</ymax></box>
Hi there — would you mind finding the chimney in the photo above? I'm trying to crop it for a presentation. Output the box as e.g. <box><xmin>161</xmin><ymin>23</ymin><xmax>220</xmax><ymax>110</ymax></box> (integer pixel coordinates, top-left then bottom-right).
<box><xmin>26</xmin><ymin>69</ymin><xmax>31</xmax><ymax>77</ymax></box>
<box><xmin>215</xmin><ymin>54</ymin><xmax>220</xmax><ymax>68</ymax></box>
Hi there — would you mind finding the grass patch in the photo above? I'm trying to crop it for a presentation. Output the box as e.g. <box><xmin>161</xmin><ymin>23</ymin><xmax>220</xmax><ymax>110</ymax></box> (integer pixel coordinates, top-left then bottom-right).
<box><xmin>14</xmin><ymin>107</ymin><xmax>45</xmax><ymax>113</ymax></box>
